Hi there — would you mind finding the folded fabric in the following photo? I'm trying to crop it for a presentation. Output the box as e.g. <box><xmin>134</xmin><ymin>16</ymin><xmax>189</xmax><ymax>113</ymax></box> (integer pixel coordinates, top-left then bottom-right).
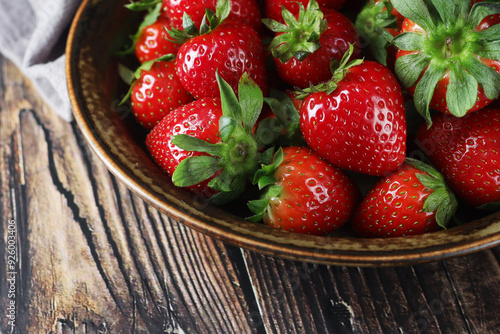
<box><xmin>0</xmin><ymin>0</ymin><xmax>82</xmax><ymax>121</ymax></box>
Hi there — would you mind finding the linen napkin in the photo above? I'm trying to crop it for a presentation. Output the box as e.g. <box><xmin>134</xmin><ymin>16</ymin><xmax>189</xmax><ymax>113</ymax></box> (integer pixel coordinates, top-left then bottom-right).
<box><xmin>0</xmin><ymin>0</ymin><xmax>82</xmax><ymax>121</ymax></box>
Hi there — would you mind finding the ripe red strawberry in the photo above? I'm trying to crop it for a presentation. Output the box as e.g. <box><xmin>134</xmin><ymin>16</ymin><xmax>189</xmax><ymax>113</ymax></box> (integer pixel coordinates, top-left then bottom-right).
<box><xmin>127</xmin><ymin>57</ymin><xmax>194</xmax><ymax>129</ymax></box>
<box><xmin>170</xmin><ymin>1</ymin><xmax>268</xmax><ymax>99</ymax></box>
<box><xmin>351</xmin><ymin>159</ymin><xmax>457</xmax><ymax>238</ymax></box>
<box><xmin>415</xmin><ymin>108</ymin><xmax>500</xmax><ymax>209</ymax></box>
<box><xmin>134</xmin><ymin>16</ymin><xmax>180</xmax><ymax>63</ymax></box>
<box><xmin>298</xmin><ymin>46</ymin><xmax>407</xmax><ymax>176</ymax></box>
<box><xmin>146</xmin><ymin>73</ymin><xmax>277</xmax><ymax>204</ymax></box>
<box><xmin>162</xmin><ymin>0</ymin><xmax>262</xmax><ymax>31</ymax></box>
<box><xmin>264</xmin><ymin>0</ymin><xmax>346</xmax><ymax>24</ymax></box>
<box><xmin>248</xmin><ymin>146</ymin><xmax>360</xmax><ymax>235</ymax></box>
<box><xmin>263</xmin><ymin>0</ymin><xmax>361</xmax><ymax>88</ymax></box>
<box><xmin>119</xmin><ymin>0</ymin><xmax>172</xmax><ymax>58</ymax></box>
<box><xmin>391</xmin><ymin>0</ymin><xmax>500</xmax><ymax>122</ymax></box>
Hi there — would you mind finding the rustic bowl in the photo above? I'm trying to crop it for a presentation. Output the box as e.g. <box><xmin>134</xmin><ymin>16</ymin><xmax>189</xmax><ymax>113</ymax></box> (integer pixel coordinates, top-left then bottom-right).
<box><xmin>66</xmin><ymin>0</ymin><xmax>500</xmax><ymax>266</ymax></box>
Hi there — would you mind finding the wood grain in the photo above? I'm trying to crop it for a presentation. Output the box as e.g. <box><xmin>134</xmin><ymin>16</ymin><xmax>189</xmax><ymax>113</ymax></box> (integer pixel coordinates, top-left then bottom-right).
<box><xmin>1</xmin><ymin>55</ymin><xmax>500</xmax><ymax>334</ymax></box>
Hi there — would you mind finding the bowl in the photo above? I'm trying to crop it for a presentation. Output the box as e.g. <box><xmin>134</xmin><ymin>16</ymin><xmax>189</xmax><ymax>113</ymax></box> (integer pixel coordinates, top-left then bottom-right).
<box><xmin>66</xmin><ymin>0</ymin><xmax>500</xmax><ymax>266</ymax></box>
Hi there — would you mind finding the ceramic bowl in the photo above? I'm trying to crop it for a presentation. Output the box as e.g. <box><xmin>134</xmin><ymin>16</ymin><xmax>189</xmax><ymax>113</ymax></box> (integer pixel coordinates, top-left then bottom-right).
<box><xmin>66</xmin><ymin>0</ymin><xmax>500</xmax><ymax>266</ymax></box>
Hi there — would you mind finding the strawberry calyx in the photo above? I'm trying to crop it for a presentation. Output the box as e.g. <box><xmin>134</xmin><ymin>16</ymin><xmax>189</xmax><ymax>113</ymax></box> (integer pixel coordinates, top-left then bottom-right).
<box><xmin>355</xmin><ymin>0</ymin><xmax>399</xmax><ymax>66</ymax></box>
<box><xmin>405</xmin><ymin>158</ymin><xmax>458</xmax><ymax>229</ymax></box>
<box><xmin>117</xmin><ymin>53</ymin><xmax>175</xmax><ymax>105</ymax></box>
<box><xmin>247</xmin><ymin>148</ymin><xmax>285</xmax><ymax>222</ymax></box>
<box><xmin>263</xmin><ymin>0</ymin><xmax>328</xmax><ymax>63</ymax></box>
<box><xmin>263</xmin><ymin>89</ymin><xmax>307</xmax><ymax>147</ymax></box>
<box><xmin>294</xmin><ymin>43</ymin><xmax>363</xmax><ymax>99</ymax></box>
<box><xmin>116</xmin><ymin>0</ymin><xmax>163</xmax><ymax>56</ymax></box>
<box><xmin>166</xmin><ymin>0</ymin><xmax>231</xmax><ymax>44</ymax></box>
<box><xmin>171</xmin><ymin>72</ymin><xmax>277</xmax><ymax>205</ymax></box>
<box><xmin>391</xmin><ymin>0</ymin><xmax>500</xmax><ymax>123</ymax></box>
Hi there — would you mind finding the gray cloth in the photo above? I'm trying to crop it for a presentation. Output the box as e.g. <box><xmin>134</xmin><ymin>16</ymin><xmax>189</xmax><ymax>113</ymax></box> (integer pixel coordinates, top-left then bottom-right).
<box><xmin>0</xmin><ymin>0</ymin><xmax>82</xmax><ymax>121</ymax></box>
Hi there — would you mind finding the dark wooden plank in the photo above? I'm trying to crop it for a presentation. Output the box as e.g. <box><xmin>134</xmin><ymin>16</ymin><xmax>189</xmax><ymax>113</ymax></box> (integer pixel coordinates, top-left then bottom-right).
<box><xmin>243</xmin><ymin>247</ymin><xmax>500</xmax><ymax>334</ymax></box>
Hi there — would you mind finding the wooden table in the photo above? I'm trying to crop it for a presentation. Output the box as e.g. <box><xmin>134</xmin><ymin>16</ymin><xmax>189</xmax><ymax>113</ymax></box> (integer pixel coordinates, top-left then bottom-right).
<box><xmin>1</xmin><ymin>54</ymin><xmax>500</xmax><ymax>334</ymax></box>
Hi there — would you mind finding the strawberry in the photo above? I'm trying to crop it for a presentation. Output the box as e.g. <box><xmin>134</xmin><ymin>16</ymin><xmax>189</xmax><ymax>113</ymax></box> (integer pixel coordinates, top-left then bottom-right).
<box><xmin>118</xmin><ymin>0</ymin><xmax>171</xmax><ymax>58</ymax></box>
<box><xmin>351</xmin><ymin>159</ymin><xmax>457</xmax><ymax>238</ymax></box>
<box><xmin>128</xmin><ymin>57</ymin><xmax>193</xmax><ymax>129</ymax></box>
<box><xmin>146</xmin><ymin>73</ymin><xmax>277</xmax><ymax>204</ymax></box>
<box><xmin>248</xmin><ymin>146</ymin><xmax>360</xmax><ymax>235</ymax></box>
<box><xmin>297</xmin><ymin>45</ymin><xmax>407</xmax><ymax>176</ymax></box>
<box><xmin>162</xmin><ymin>0</ymin><xmax>262</xmax><ymax>31</ymax></box>
<box><xmin>134</xmin><ymin>16</ymin><xmax>180</xmax><ymax>63</ymax></box>
<box><xmin>169</xmin><ymin>0</ymin><xmax>268</xmax><ymax>99</ymax></box>
<box><xmin>391</xmin><ymin>0</ymin><xmax>500</xmax><ymax>122</ymax></box>
<box><xmin>263</xmin><ymin>0</ymin><xmax>361</xmax><ymax>88</ymax></box>
<box><xmin>415</xmin><ymin>108</ymin><xmax>500</xmax><ymax>209</ymax></box>
<box><xmin>264</xmin><ymin>0</ymin><xmax>346</xmax><ymax>24</ymax></box>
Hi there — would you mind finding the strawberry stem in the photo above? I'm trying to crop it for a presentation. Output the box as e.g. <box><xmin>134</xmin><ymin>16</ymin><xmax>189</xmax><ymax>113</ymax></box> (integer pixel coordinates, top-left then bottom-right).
<box><xmin>263</xmin><ymin>0</ymin><xmax>327</xmax><ymax>63</ymax></box>
<box><xmin>171</xmin><ymin>72</ymin><xmax>273</xmax><ymax>205</ymax></box>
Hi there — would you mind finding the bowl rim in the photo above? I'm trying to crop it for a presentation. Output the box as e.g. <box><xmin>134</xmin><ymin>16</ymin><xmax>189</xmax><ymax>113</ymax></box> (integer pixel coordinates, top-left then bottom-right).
<box><xmin>65</xmin><ymin>0</ymin><xmax>500</xmax><ymax>266</ymax></box>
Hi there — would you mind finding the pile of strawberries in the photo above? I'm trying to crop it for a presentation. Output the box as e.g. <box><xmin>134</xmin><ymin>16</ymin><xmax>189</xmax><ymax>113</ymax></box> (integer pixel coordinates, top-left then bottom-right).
<box><xmin>118</xmin><ymin>0</ymin><xmax>500</xmax><ymax>238</ymax></box>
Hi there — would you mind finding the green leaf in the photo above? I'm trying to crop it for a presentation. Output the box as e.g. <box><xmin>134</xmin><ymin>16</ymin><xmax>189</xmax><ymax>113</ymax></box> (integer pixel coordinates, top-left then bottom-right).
<box><xmin>172</xmin><ymin>156</ymin><xmax>223</xmax><ymax>187</ymax></box>
<box><xmin>446</xmin><ymin>62</ymin><xmax>478</xmax><ymax>117</ymax></box>
<box><xmin>247</xmin><ymin>198</ymin><xmax>270</xmax><ymax>222</ymax></box>
<box><xmin>125</xmin><ymin>0</ymin><xmax>161</xmax><ymax>11</ymax></box>
<box><xmin>252</xmin><ymin>147</ymin><xmax>284</xmax><ymax>186</ymax></box>
<box><xmin>261</xmin><ymin>18</ymin><xmax>290</xmax><ymax>33</ymax></box>
<box><xmin>238</xmin><ymin>73</ymin><xmax>263</xmax><ymax>132</ymax></box>
<box><xmin>415</xmin><ymin>173</ymin><xmax>444</xmax><ymax>190</ymax></box>
<box><xmin>412</xmin><ymin>60</ymin><xmax>446</xmax><ymax>124</ymax></box>
<box><xmin>118</xmin><ymin>63</ymin><xmax>135</xmax><ymax>85</ymax></box>
<box><xmin>405</xmin><ymin>157</ymin><xmax>441</xmax><ymax>179</ymax></box>
<box><xmin>392</xmin><ymin>32</ymin><xmax>426</xmax><ymax>51</ymax></box>
<box><xmin>430</xmin><ymin>0</ymin><xmax>470</xmax><ymax>26</ymax></box>
<box><xmin>208</xmin><ymin>177</ymin><xmax>245</xmax><ymax>206</ymax></box>
<box><xmin>461</xmin><ymin>54</ymin><xmax>500</xmax><ymax>100</ymax></box>
<box><xmin>435</xmin><ymin>196</ymin><xmax>456</xmax><ymax>229</ymax></box>
<box><xmin>477</xmin><ymin>201</ymin><xmax>500</xmax><ymax>211</ymax></box>
<box><xmin>208</xmin><ymin>169</ymin><xmax>234</xmax><ymax>192</ymax></box>
<box><xmin>254</xmin><ymin>117</ymin><xmax>282</xmax><ymax>147</ymax></box>
<box><xmin>182</xmin><ymin>12</ymin><xmax>199</xmax><ymax>36</ymax></box>
<box><xmin>259</xmin><ymin>147</ymin><xmax>276</xmax><ymax>166</ymax></box>
<box><xmin>171</xmin><ymin>134</ymin><xmax>224</xmax><ymax>156</ymax></box>
<box><xmin>247</xmin><ymin>183</ymin><xmax>284</xmax><ymax>221</ymax></box>
<box><xmin>355</xmin><ymin>0</ymin><xmax>399</xmax><ymax>65</ymax></box>
<box><xmin>391</xmin><ymin>0</ymin><xmax>435</xmax><ymax>32</ymax></box>
<box><xmin>219</xmin><ymin>116</ymin><xmax>237</xmax><ymax>142</ymax></box>
<box><xmin>405</xmin><ymin>157</ymin><xmax>458</xmax><ymax>228</ymax></box>
<box><xmin>267</xmin><ymin>89</ymin><xmax>300</xmax><ymax>126</ymax></box>
<box><xmin>205</xmin><ymin>8</ymin><xmax>219</xmax><ymax>34</ymax></box>
<box><xmin>469</xmin><ymin>1</ymin><xmax>500</xmax><ymax>28</ymax></box>
<box><xmin>215</xmin><ymin>0</ymin><xmax>231</xmax><ymax>23</ymax></box>
<box><xmin>475</xmin><ymin>23</ymin><xmax>500</xmax><ymax>43</ymax></box>
<box><xmin>475</xmin><ymin>40</ymin><xmax>500</xmax><ymax>61</ymax></box>
<box><xmin>116</xmin><ymin>2</ymin><xmax>163</xmax><ymax>55</ymax></box>
<box><xmin>209</xmin><ymin>174</ymin><xmax>247</xmax><ymax>206</ymax></box>
<box><xmin>423</xmin><ymin>187</ymin><xmax>448</xmax><ymax>212</ymax></box>
<box><xmin>394</xmin><ymin>52</ymin><xmax>431</xmax><ymax>88</ymax></box>
<box><xmin>216</xmin><ymin>72</ymin><xmax>242</xmax><ymax>120</ymax></box>
<box><xmin>369</xmin><ymin>33</ymin><xmax>393</xmax><ymax>66</ymax></box>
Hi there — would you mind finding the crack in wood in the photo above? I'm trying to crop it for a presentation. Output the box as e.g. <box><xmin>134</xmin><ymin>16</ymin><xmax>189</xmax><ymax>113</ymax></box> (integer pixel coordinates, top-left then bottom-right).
<box><xmin>22</xmin><ymin>108</ymin><xmax>125</xmax><ymax>314</ymax></box>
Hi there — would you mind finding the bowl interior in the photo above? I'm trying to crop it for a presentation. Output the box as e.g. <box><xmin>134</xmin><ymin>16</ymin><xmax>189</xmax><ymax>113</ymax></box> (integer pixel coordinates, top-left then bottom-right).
<box><xmin>66</xmin><ymin>0</ymin><xmax>500</xmax><ymax>266</ymax></box>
